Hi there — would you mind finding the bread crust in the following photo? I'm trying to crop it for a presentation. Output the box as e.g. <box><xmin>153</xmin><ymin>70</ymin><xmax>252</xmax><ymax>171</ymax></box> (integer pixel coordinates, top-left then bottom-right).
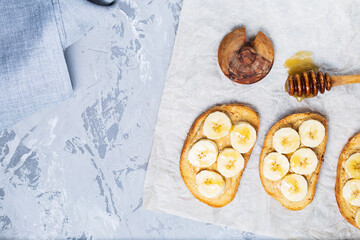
<box><xmin>335</xmin><ymin>133</ymin><xmax>360</xmax><ymax>229</ymax></box>
<box><xmin>179</xmin><ymin>104</ymin><xmax>259</xmax><ymax>207</ymax></box>
<box><xmin>259</xmin><ymin>113</ymin><xmax>328</xmax><ymax>211</ymax></box>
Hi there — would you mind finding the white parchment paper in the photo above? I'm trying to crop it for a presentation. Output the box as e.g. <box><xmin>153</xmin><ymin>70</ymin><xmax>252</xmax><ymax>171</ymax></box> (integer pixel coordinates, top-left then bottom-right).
<box><xmin>143</xmin><ymin>0</ymin><xmax>360</xmax><ymax>238</ymax></box>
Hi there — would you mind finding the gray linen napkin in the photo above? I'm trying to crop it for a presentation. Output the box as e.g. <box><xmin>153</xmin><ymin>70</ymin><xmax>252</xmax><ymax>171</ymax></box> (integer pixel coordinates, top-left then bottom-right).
<box><xmin>0</xmin><ymin>0</ymin><xmax>115</xmax><ymax>130</ymax></box>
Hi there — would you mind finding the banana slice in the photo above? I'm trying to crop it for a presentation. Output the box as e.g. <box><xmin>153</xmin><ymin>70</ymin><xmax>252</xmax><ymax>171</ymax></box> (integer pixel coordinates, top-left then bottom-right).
<box><xmin>343</xmin><ymin>179</ymin><xmax>360</xmax><ymax>206</ymax></box>
<box><xmin>188</xmin><ymin>139</ymin><xmax>218</xmax><ymax>167</ymax></box>
<box><xmin>299</xmin><ymin>119</ymin><xmax>325</xmax><ymax>148</ymax></box>
<box><xmin>262</xmin><ymin>152</ymin><xmax>289</xmax><ymax>181</ymax></box>
<box><xmin>230</xmin><ymin>122</ymin><xmax>257</xmax><ymax>153</ymax></box>
<box><xmin>290</xmin><ymin>148</ymin><xmax>318</xmax><ymax>175</ymax></box>
<box><xmin>344</xmin><ymin>153</ymin><xmax>360</xmax><ymax>178</ymax></box>
<box><xmin>217</xmin><ymin>148</ymin><xmax>244</xmax><ymax>178</ymax></box>
<box><xmin>196</xmin><ymin>170</ymin><xmax>226</xmax><ymax>198</ymax></box>
<box><xmin>280</xmin><ymin>174</ymin><xmax>308</xmax><ymax>202</ymax></box>
<box><xmin>356</xmin><ymin>209</ymin><xmax>360</xmax><ymax>228</ymax></box>
<box><xmin>273</xmin><ymin>127</ymin><xmax>300</xmax><ymax>154</ymax></box>
<box><xmin>203</xmin><ymin>111</ymin><xmax>232</xmax><ymax>139</ymax></box>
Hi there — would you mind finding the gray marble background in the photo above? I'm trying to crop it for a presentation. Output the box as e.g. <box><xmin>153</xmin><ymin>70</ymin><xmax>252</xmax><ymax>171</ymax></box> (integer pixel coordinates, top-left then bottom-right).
<box><xmin>0</xmin><ymin>1</ymin><xmax>270</xmax><ymax>239</ymax></box>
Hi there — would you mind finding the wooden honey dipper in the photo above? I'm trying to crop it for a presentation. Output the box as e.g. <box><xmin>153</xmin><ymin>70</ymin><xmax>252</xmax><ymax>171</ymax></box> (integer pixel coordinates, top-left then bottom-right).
<box><xmin>286</xmin><ymin>70</ymin><xmax>360</xmax><ymax>97</ymax></box>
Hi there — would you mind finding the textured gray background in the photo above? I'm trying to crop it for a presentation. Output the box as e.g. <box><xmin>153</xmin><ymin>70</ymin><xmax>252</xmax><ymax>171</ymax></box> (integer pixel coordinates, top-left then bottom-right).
<box><xmin>0</xmin><ymin>1</ymin><xmax>269</xmax><ymax>239</ymax></box>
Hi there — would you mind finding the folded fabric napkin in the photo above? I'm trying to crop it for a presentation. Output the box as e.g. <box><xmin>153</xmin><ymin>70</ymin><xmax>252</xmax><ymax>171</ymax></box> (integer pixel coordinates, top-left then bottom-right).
<box><xmin>0</xmin><ymin>0</ymin><xmax>115</xmax><ymax>130</ymax></box>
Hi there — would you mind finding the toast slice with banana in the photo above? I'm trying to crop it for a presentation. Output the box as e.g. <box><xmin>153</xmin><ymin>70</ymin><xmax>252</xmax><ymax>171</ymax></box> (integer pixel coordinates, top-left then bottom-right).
<box><xmin>180</xmin><ymin>104</ymin><xmax>259</xmax><ymax>207</ymax></box>
<box><xmin>335</xmin><ymin>133</ymin><xmax>360</xmax><ymax>229</ymax></box>
<box><xmin>259</xmin><ymin>113</ymin><xmax>327</xmax><ymax>210</ymax></box>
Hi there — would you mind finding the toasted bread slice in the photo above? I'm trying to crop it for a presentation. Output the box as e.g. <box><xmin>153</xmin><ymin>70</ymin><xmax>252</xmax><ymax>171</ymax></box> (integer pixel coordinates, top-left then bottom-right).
<box><xmin>259</xmin><ymin>113</ymin><xmax>327</xmax><ymax>211</ymax></box>
<box><xmin>335</xmin><ymin>133</ymin><xmax>360</xmax><ymax>229</ymax></box>
<box><xmin>180</xmin><ymin>104</ymin><xmax>259</xmax><ymax>207</ymax></box>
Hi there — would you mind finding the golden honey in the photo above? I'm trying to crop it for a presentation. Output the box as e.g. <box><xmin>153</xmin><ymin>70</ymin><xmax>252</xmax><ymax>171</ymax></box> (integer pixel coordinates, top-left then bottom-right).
<box><xmin>284</xmin><ymin>51</ymin><xmax>318</xmax><ymax>76</ymax></box>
